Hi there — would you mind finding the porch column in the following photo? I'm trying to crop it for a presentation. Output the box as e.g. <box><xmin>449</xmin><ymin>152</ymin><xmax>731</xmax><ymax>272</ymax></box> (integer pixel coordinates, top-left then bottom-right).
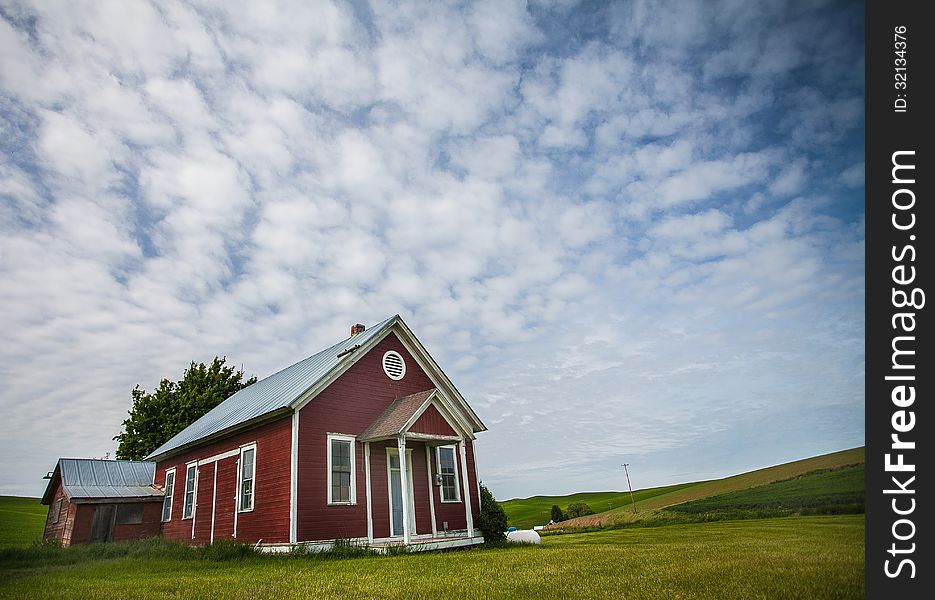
<box><xmin>365</xmin><ymin>442</ymin><xmax>373</xmax><ymax>543</ymax></box>
<box><xmin>397</xmin><ymin>436</ymin><xmax>411</xmax><ymax>544</ymax></box>
<box><xmin>458</xmin><ymin>440</ymin><xmax>475</xmax><ymax>537</ymax></box>
<box><xmin>425</xmin><ymin>444</ymin><xmax>437</xmax><ymax>538</ymax></box>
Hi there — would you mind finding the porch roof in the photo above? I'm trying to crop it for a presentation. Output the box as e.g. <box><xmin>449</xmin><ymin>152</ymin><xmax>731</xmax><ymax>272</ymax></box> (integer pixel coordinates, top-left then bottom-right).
<box><xmin>359</xmin><ymin>389</ymin><xmax>449</xmax><ymax>442</ymax></box>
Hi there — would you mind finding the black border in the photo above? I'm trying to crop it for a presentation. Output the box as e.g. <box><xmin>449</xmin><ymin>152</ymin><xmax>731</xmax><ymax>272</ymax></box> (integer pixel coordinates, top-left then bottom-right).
<box><xmin>866</xmin><ymin>1</ymin><xmax>931</xmax><ymax>596</ymax></box>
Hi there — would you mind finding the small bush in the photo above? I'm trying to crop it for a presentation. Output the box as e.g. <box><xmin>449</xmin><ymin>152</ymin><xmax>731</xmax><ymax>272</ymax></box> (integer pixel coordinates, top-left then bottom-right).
<box><xmin>566</xmin><ymin>502</ymin><xmax>594</xmax><ymax>518</ymax></box>
<box><xmin>477</xmin><ymin>484</ymin><xmax>508</xmax><ymax>545</ymax></box>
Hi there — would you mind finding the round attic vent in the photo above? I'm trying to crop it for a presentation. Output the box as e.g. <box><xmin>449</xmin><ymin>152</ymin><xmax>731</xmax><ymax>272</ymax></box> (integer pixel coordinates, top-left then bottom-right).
<box><xmin>382</xmin><ymin>351</ymin><xmax>406</xmax><ymax>380</ymax></box>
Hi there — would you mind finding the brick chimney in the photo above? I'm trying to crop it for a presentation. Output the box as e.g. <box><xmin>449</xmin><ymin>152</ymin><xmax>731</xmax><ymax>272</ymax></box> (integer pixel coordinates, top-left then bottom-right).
<box><xmin>350</xmin><ymin>323</ymin><xmax>366</xmax><ymax>337</ymax></box>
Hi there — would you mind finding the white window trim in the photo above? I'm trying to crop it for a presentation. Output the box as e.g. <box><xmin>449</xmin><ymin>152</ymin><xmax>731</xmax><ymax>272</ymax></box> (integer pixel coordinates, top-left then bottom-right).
<box><xmin>162</xmin><ymin>467</ymin><xmax>176</xmax><ymax>522</ymax></box>
<box><xmin>382</xmin><ymin>350</ymin><xmax>406</xmax><ymax>380</ymax></box>
<box><xmin>51</xmin><ymin>498</ymin><xmax>62</xmax><ymax>524</ymax></box>
<box><xmin>238</xmin><ymin>443</ymin><xmax>257</xmax><ymax>513</ymax></box>
<box><xmin>182</xmin><ymin>463</ymin><xmax>197</xmax><ymax>520</ymax></box>
<box><xmin>436</xmin><ymin>445</ymin><xmax>461</xmax><ymax>503</ymax></box>
<box><xmin>327</xmin><ymin>433</ymin><xmax>357</xmax><ymax>505</ymax></box>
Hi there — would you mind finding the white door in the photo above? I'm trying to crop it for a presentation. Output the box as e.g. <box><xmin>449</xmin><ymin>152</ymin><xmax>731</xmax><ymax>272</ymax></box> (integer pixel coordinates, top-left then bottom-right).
<box><xmin>387</xmin><ymin>448</ymin><xmax>416</xmax><ymax>537</ymax></box>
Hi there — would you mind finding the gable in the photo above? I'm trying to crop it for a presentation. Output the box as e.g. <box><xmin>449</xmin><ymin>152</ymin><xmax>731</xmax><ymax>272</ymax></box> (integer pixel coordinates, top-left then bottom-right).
<box><xmin>410</xmin><ymin>404</ymin><xmax>457</xmax><ymax>437</ymax></box>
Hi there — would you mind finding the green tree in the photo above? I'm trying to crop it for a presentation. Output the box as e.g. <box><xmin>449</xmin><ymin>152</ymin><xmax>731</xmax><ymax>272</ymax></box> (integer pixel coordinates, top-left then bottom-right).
<box><xmin>114</xmin><ymin>357</ymin><xmax>256</xmax><ymax>460</ymax></box>
<box><xmin>476</xmin><ymin>483</ymin><xmax>508</xmax><ymax>544</ymax></box>
<box><xmin>566</xmin><ymin>501</ymin><xmax>594</xmax><ymax>519</ymax></box>
<box><xmin>550</xmin><ymin>504</ymin><xmax>565</xmax><ymax>523</ymax></box>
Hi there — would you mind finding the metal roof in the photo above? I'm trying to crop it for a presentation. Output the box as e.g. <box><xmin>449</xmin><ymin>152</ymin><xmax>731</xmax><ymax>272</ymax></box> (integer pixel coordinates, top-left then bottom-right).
<box><xmin>148</xmin><ymin>315</ymin><xmax>400</xmax><ymax>460</ymax></box>
<box><xmin>57</xmin><ymin>458</ymin><xmax>160</xmax><ymax>501</ymax></box>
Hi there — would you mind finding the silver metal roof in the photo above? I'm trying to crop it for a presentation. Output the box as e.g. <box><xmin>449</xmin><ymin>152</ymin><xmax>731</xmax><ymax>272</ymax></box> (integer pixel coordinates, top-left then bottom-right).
<box><xmin>148</xmin><ymin>315</ymin><xmax>400</xmax><ymax>460</ymax></box>
<box><xmin>59</xmin><ymin>458</ymin><xmax>160</xmax><ymax>500</ymax></box>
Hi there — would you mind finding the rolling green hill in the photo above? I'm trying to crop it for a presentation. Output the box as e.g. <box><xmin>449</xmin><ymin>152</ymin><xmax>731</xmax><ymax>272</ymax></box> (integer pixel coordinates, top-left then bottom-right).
<box><xmin>508</xmin><ymin>447</ymin><xmax>864</xmax><ymax>530</ymax></box>
<box><xmin>502</xmin><ymin>483</ymin><xmax>697</xmax><ymax>529</ymax></box>
<box><xmin>668</xmin><ymin>463</ymin><xmax>863</xmax><ymax>517</ymax></box>
<box><xmin>0</xmin><ymin>496</ymin><xmax>46</xmax><ymax>548</ymax></box>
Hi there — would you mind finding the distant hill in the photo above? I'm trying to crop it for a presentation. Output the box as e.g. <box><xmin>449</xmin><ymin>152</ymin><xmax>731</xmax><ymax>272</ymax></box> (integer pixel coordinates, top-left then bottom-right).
<box><xmin>503</xmin><ymin>447</ymin><xmax>864</xmax><ymax>529</ymax></box>
<box><xmin>0</xmin><ymin>496</ymin><xmax>46</xmax><ymax>548</ymax></box>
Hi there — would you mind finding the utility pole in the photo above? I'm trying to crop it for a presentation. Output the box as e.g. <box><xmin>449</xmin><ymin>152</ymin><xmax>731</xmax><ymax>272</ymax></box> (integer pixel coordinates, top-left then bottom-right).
<box><xmin>621</xmin><ymin>463</ymin><xmax>636</xmax><ymax>513</ymax></box>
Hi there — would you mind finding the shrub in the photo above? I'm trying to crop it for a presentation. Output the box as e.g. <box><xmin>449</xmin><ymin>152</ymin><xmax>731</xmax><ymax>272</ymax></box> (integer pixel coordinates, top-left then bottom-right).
<box><xmin>477</xmin><ymin>484</ymin><xmax>508</xmax><ymax>545</ymax></box>
<box><xmin>566</xmin><ymin>502</ymin><xmax>594</xmax><ymax>519</ymax></box>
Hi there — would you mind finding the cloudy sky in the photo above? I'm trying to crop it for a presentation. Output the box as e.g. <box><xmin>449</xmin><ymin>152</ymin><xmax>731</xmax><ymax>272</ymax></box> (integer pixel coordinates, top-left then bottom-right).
<box><xmin>1</xmin><ymin>0</ymin><xmax>863</xmax><ymax>500</ymax></box>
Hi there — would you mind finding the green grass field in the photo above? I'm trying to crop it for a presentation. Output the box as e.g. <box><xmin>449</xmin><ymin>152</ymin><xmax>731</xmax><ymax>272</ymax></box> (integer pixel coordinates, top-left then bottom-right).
<box><xmin>0</xmin><ymin>497</ymin><xmax>45</xmax><ymax>549</ymax></box>
<box><xmin>0</xmin><ymin>516</ymin><xmax>863</xmax><ymax>599</ymax></box>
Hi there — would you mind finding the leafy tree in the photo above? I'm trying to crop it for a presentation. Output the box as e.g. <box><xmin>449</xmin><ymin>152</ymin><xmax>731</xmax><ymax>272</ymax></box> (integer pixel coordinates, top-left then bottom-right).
<box><xmin>476</xmin><ymin>483</ymin><xmax>508</xmax><ymax>544</ymax></box>
<box><xmin>114</xmin><ymin>357</ymin><xmax>256</xmax><ymax>460</ymax></box>
<box><xmin>550</xmin><ymin>504</ymin><xmax>566</xmax><ymax>523</ymax></box>
<box><xmin>566</xmin><ymin>501</ymin><xmax>594</xmax><ymax>519</ymax></box>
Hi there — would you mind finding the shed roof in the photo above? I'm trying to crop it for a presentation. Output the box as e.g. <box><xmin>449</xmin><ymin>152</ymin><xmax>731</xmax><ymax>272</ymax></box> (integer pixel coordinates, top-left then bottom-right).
<box><xmin>359</xmin><ymin>389</ymin><xmax>437</xmax><ymax>441</ymax></box>
<box><xmin>148</xmin><ymin>315</ymin><xmax>399</xmax><ymax>460</ymax></box>
<box><xmin>41</xmin><ymin>458</ymin><xmax>160</xmax><ymax>504</ymax></box>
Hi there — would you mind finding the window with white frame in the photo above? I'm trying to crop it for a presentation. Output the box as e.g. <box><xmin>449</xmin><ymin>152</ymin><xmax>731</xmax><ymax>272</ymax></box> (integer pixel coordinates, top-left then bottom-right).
<box><xmin>162</xmin><ymin>468</ymin><xmax>175</xmax><ymax>522</ymax></box>
<box><xmin>436</xmin><ymin>445</ymin><xmax>460</xmax><ymax>502</ymax></box>
<box><xmin>182</xmin><ymin>464</ymin><xmax>197</xmax><ymax>519</ymax></box>
<box><xmin>327</xmin><ymin>434</ymin><xmax>356</xmax><ymax>504</ymax></box>
<box><xmin>51</xmin><ymin>499</ymin><xmax>62</xmax><ymax>524</ymax></box>
<box><xmin>239</xmin><ymin>445</ymin><xmax>256</xmax><ymax>512</ymax></box>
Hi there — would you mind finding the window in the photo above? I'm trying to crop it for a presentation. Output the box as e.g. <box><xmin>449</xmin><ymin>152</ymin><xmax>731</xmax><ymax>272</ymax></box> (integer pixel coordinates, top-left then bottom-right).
<box><xmin>116</xmin><ymin>503</ymin><xmax>144</xmax><ymax>525</ymax></box>
<box><xmin>327</xmin><ymin>434</ymin><xmax>356</xmax><ymax>504</ymax></box>
<box><xmin>437</xmin><ymin>445</ymin><xmax>460</xmax><ymax>502</ymax></box>
<box><xmin>162</xmin><ymin>468</ymin><xmax>175</xmax><ymax>522</ymax></box>
<box><xmin>51</xmin><ymin>499</ymin><xmax>62</xmax><ymax>524</ymax></box>
<box><xmin>182</xmin><ymin>464</ymin><xmax>197</xmax><ymax>519</ymax></box>
<box><xmin>382</xmin><ymin>350</ymin><xmax>406</xmax><ymax>380</ymax></box>
<box><xmin>239</xmin><ymin>446</ymin><xmax>256</xmax><ymax>512</ymax></box>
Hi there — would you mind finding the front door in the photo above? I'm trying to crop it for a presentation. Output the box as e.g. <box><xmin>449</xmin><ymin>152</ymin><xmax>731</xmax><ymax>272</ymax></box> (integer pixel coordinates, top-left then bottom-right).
<box><xmin>90</xmin><ymin>504</ymin><xmax>115</xmax><ymax>543</ymax></box>
<box><xmin>387</xmin><ymin>448</ymin><xmax>415</xmax><ymax>537</ymax></box>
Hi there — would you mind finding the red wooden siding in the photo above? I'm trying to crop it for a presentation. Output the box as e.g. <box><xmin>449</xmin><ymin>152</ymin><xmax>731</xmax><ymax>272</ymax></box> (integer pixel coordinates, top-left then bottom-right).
<box><xmin>409</xmin><ymin>403</ymin><xmax>457</xmax><ymax>436</ymax></box>
<box><xmin>465</xmin><ymin>441</ymin><xmax>480</xmax><ymax>520</ymax></box>
<box><xmin>112</xmin><ymin>503</ymin><xmax>162</xmax><ymax>542</ymax></box>
<box><xmin>68</xmin><ymin>504</ymin><xmax>94</xmax><ymax>545</ymax></box>
<box><xmin>156</xmin><ymin>415</ymin><xmax>291</xmax><ymax>545</ymax></box>
<box><xmin>42</xmin><ymin>476</ymin><xmax>68</xmax><ymax>544</ymax></box>
<box><xmin>409</xmin><ymin>442</ymin><xmax>433</xmax><ymax>535</ymax></box>
<box><xmin>296</xmin><ymin>332</ymin><xmax>440</xmax><ymax>542</ymax></box>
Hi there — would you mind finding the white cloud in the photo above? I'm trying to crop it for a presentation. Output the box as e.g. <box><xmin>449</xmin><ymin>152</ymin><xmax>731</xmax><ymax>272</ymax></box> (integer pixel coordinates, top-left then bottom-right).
<box><xmin>0</xmin><ymin>0</ymin><xmax>863</xmax><ymax>501</ymax></box>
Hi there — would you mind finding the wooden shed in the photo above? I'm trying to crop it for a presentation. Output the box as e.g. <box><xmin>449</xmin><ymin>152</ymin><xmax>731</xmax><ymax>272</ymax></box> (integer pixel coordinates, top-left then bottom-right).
<box><xmin>40</xmin><ymin>458</ymin><xmax>163</xmax><ymax>546</ymax></box>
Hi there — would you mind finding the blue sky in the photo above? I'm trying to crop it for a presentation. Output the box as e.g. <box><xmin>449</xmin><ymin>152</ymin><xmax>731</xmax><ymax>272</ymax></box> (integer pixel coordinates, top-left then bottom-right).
<box><xmin>0</xmin><ymin>0</ymin><xmax>864</xmax><ymax>500</ymax></box>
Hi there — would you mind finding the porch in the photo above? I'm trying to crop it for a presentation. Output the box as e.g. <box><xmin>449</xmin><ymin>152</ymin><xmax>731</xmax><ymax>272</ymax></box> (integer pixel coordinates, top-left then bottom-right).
<box><xmin>260</xmin><ymin>533</ymin><xmax>485</xmax><ymax>554</ymax></box>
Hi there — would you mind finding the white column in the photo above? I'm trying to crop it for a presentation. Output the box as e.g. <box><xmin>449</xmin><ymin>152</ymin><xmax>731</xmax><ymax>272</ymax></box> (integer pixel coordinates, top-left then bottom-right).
<box><xmin>397</xmin><ymin>436</ymin><xmax>410</xmax><ymax>544</ymax></box>
<box><xmin>210</xmin><ymin>464</ymin><xmax>218</xmax><ymax>544</ymax></box>
<box><xmin>425</xmin><ymin>445</ymin><xmax>437</xmax><ymax>538</ymax></box>
<box><xmin>365</xmin><ymin>442</ymin><xmax>373</xmax><ymax>543</ymax></box>
<box><xmin>458</xmin><ymin>440</ymin><xmax>474</xmax><ymax>537</ymax></box>
<box><xmin>290</xmin><ymin>410</ymin><xmax>299</xmax><ymax>544</ymax></box>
